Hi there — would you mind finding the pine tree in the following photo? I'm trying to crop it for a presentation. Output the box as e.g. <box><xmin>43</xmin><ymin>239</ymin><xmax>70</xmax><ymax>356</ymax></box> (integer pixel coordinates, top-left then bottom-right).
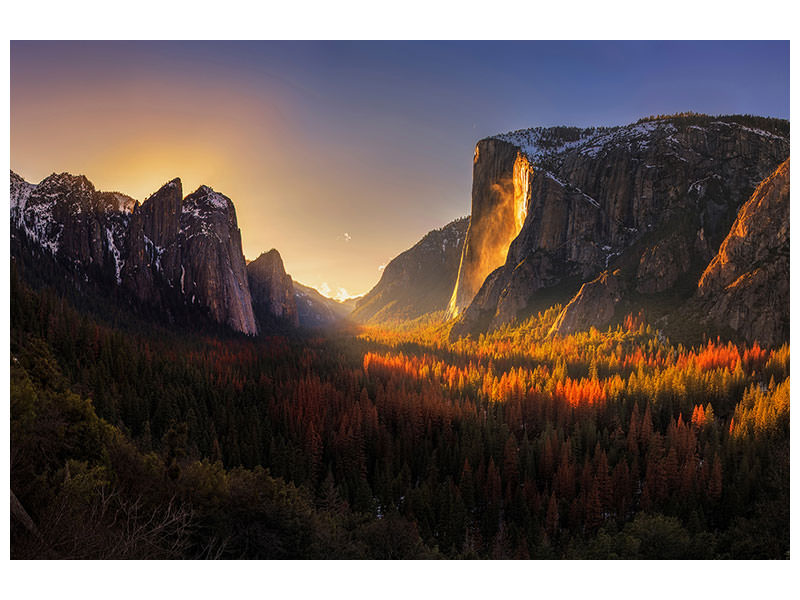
<box><xmin>708</xmin><ymin>454</ymin><xmax>723</xmax><ymax>501</ymax></box>
<box><xmin>545</xmin><ymin>492</ymin><xmax>559</xmax><ymax>538</ymax></box>
<box><xmin>585</xmin><ymin>477</ymin><xmax>604</xmax><ymax>532</ymax></box>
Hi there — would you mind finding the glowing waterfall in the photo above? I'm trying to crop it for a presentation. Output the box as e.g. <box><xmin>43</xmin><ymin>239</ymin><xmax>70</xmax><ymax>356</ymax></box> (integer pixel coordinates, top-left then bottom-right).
<box><xmin>448</xmin><ymin>150</ymin><xmax>531</xmax><ymax>318</ymax></box>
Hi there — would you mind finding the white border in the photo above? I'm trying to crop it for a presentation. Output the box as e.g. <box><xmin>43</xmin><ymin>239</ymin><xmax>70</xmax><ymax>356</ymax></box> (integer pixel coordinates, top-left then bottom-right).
<box><xmin>2</xmin><ymin>1</ymin><xmax>797</xmax><ymax>598</ymax></box>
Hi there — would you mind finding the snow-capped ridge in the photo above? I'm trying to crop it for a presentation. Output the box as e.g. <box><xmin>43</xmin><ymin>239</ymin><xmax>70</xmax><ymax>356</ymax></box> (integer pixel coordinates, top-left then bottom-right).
<box><xmin>39</xmin><ymin>171</ymin><xmax>95</xmax><ymax>192</ymax></box>
<box><xmin>188</xmin><ymin>185</ymin><xmax>232</xmax><ymax>211</ymax></box>
<box><xmin>10</xmin><ymin>170</ymin><xmax>258</xmax><ymax>335</ymax></box>
<box><xmin>491</xmin><ymin>126</ymin><xmax>602</xmax><ymax>164</ymax></box>
<box><xmin>490</xmin><ymin>120</ymin><xmax>676</xmax><ymax>165</ymax></box>
<box><xmin>490</xmin><ymin>115</ymin><xmax>789</xmax><ymax>168</ymax></box>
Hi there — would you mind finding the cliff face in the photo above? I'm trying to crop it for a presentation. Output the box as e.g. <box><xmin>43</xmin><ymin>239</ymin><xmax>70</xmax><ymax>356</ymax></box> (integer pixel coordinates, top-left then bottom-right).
<box><xmin>11</xmin><ymin>172</ymin><xmax>258</xmax><ymax>335</ymax></box>
<box><xmin>695</xmin><ymin>158</ymin><xmax>789</xmax><ymax>347</ymax></box>
<box><xmin>175</xmin><ymin>186</ymin><xmax>258</xmax><ymax>335</ymax></box>
<box><xmin>123</xmin><ymin>179</ymin><xmax>183</xmax><ymax>304</ymax></box>
<box><xmin>448</xmin><ymin>141</ymin><xmax>529</xmax><ymax>317</ymax></box>
<box><xmin>353</xmin><ymin>216</ymin><xmax>469</xmax><ymax>324</ymax></box>
<box><xmin>247</xmin><ymin>249</ymin><xmax>300</xmax><ymax>328</ymax></box>
<box><xmin>450</xmin><ymin>116</ymin><xmax>789</xmax><ymax>340</ymax></box>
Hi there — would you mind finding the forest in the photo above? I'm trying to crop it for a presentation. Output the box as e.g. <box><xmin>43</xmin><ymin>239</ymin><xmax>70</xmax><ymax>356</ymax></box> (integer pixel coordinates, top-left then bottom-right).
<box><xmin>9</xmin><ymin>263</ymin><xmax>790</xmax><ymax>559</ymax></box>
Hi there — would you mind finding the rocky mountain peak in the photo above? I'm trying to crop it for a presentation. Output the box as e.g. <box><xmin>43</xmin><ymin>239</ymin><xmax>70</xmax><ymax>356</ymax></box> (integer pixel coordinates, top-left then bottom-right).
<box><xmin>247</xmin><ymin>248</ymin><xmax>299</xmax><ymax>328</ymax></box>
<box><xmin>39</xmin><ymin>171</ymin><xmax>95</xmax><ymax>193</ymax></box>
<box><xmin>11</xmin><ymin>171</ymin><xmax>259</xmax><ymax>336</ymax></box>
<box><xmin>34</xmin><ymin>172</ymin><xmax>96</xmax><ymax>216</ymax></box>
<box><xmin>250</xmin><ymin>248</ymin><xmax>286</xmax><ymax>271</ymax></box>
<box><xmin>136</xmin><ymin>178</ymin><xmax>183</xmax><ymax>250</ymax></box>
<box><xmin>184</xmin><ymin>185</ymin><xmax>233</xmax><ymax>214</ymax></box>
<box><xmin>171</xmin><ymin>183</ymin><xmax>256</xmax><ymax>335</ymax></box>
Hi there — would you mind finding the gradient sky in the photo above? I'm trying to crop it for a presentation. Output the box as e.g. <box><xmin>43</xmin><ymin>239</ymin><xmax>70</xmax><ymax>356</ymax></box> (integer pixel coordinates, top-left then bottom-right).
<box><xmin>10</xmin><ymin>41</ymin><xmax>789</xmax><ymax>298</ymax></box>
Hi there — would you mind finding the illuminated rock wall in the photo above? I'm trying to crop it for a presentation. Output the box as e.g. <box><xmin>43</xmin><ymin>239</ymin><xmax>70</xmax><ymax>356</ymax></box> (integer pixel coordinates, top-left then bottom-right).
<box><xmin>448</xmin><ymin>139</ymin><xmax>531</xmax><ymax>317</ymax></box>
<box><xmin>448</xmin><ymin>117</ymin><xmax>789</xmax><ymax>341</ymax></box>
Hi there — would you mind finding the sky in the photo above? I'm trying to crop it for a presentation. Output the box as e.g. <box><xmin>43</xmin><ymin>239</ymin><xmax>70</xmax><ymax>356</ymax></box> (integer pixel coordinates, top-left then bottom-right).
<box><xmin>10</xmin><ymin>41</ymin><xmax>789</xmax><ymax>299</ymax></box>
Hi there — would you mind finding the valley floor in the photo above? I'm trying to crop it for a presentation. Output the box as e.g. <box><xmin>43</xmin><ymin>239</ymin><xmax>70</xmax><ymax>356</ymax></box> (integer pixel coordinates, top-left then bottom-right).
<box><xmin>10</xmin><ymin>271</ymin><xmax>789</xmax><ymax>559</ymax></box>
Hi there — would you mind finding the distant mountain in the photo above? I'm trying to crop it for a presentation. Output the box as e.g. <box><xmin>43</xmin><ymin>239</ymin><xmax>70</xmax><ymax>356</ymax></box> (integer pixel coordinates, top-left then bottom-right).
<box><xmin>11</xmin><ymin>172</ymin><xmax>257</xmax><ymax>334</ymax></box>
<box><xmin>340</xmin><ymin>295</ymin><xmax>362</xmax><ymax>312</ymax></box>
<box><xmin>245</xmin><ymin>247</ymin><xmax>358</xmax><ymax>330</ymax></box>
<box><xmin>247</xmin><ymin>249</ymin><xmax>300</xmax><ymax>329</ymax></box>
<box><xmin>351</xmin><ymin>217</ymin><xmax>469</xmax><ymax>324</ymax></box>
<box><xmin>293</xmin><ymin>281</ymin><xmax>353</xmax><ymax>328</ymax></box>
<box><xmin>448</xmin><ymin>114</ymin><xmax>789</xmax><ymax>343</ymax></box>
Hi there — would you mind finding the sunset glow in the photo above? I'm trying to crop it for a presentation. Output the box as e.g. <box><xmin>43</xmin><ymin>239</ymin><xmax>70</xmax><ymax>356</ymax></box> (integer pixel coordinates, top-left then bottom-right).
<box><xmin>10</xmin><ymin>41</ymin><xmax>789</xmax><ymax>299</ymax></box>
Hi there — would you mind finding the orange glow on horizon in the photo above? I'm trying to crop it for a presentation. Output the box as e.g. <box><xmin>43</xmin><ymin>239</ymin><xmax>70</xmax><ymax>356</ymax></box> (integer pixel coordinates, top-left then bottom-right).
<box><xmin>10</xmin><ymin>42</ymin><xmax>471</xmax><ymax>299</ymax></box>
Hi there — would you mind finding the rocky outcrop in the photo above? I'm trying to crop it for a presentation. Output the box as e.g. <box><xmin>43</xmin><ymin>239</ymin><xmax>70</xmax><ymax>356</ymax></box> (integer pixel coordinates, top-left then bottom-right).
<box><xmin>11</xmin><ymin>172</ymin><xmax>258</xmax><ymax>335</ymax></box>
<box><xmin>548</xmin><ymin>271</ymin><xmax>624</xmax><ymax>336</ymax></box>
<box><xmin>121</xmin><ymin>181</ymin><xmax>258</xmax><ymax>335</ymax></box>
<box><xmin>696</xmin><ymin>158</ymin><xmax>789</xmax><ymax>347</ymax></box>
<box><xmin>354</xmin><ymin>216</ymin><xmax>469</xmax><ymax>324</ymax></box>
<box><xmin>450</xmin><ymin>115</ymin><xmax>789</xmax><ymax>340</ymax></box>
<box><xmin>247</xmin><ymin>249</ymin><xmax>299</xmax><ymax>328</ymax></box>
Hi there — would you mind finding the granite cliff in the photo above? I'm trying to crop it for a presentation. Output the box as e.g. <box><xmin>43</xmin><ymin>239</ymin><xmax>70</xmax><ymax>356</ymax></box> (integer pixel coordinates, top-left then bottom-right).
<box><xmin>449</xmin><ymin>114</ymin><xmax>789</xmax><ymax>342</ymax></box>
<box><xmin>447</xmin><ymin>142</ymin><xmax>528</xmax><ymax>317</ymax></box>
<box><xmin>11</xmin><ymin>171</ymin><xmax>134</xmax><ymax>285</ymax></box>
<box><xmin>247</xmin><ymin>249</ymin><xmax>300</xmax><ymax>328</ymax></box>
<box><xmin>695</xmin><ymin>158</ymin><xmax>789</xmax><ymax>347</ymax></box>
<box><xmin>548</xmin><ymin>270</ymin><xmax>624</xmax><ymax>337</ymax></box>
<box><xmin>11</xmin><ymin>172</ymin><xmax>258</xmax><ymax>335</ymax></box>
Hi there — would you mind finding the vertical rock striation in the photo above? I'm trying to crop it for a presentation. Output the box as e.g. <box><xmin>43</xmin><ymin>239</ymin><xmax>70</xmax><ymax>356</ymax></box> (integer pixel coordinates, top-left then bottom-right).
<box><xmin>123</xmin><ymin>178</ymin><xmax>183</xmax><ymax>305</ymax></box>
<box><xmin>176</xmin><ymin>186</ymin><xmax>258</xmax><ymax>335</ymax></box>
